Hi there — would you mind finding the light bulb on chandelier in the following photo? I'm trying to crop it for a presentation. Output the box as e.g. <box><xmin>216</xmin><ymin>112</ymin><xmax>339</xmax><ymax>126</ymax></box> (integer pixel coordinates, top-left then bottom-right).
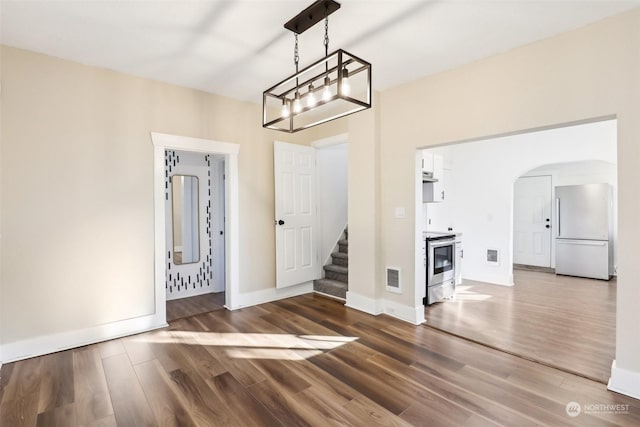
<box><xmin>341</xmin><ymin>68</ymin><xmax>350</xmax><ymax>96</ymax></box>
<box><xmin>293</xmin><ymin>91</ymin><xmax>302</xmax><ymax>113</ymax></box>
<box><xmin>322</xmin><ymin>76</ymin><xmax>331</xmax><ymax>101</ymax></box>
<box><xmin>307</xmin><ymin>84</ymin><xmax>317</xmax><ymax>107</ymax></box>
<box><xmin>281</xmin><ymin>99</ymin><xmax>290</xmax><ymax>118</ymax></box>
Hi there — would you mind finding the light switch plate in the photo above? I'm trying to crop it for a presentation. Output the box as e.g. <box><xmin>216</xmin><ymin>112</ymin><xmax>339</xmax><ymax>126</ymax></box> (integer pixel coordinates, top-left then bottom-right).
<box><xmin>395</xmin><ymin>207</ymin><xmax>406</xmax><ymax>218</ymax></box>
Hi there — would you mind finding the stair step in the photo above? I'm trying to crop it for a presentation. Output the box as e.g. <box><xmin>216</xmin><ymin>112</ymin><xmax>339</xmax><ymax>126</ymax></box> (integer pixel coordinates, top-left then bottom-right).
<box><xmin>313</xmin><ymin>279</ymin><xmax>347</xmax><ymax>300</ymax></box>
<box><xmin>338</xmin><ymin>239</ymin><xmax>348</xmax><ymax>254</ymax></box>
<box><xmin>324</xmin><ymin>264</ymin><xmax>348</xmax><ymax>283</ymax></box>
<box><xmin>331</xmin><ymin>251</ymin><xmax>348</xmax><ymax>267</ymax></box>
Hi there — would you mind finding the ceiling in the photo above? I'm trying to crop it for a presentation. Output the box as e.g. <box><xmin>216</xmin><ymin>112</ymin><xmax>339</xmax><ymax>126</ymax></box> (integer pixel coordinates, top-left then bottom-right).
<box><xmin>2</xmin><ymin>1</ymin><xmax>639</xmax><ymax>103</ymax></box>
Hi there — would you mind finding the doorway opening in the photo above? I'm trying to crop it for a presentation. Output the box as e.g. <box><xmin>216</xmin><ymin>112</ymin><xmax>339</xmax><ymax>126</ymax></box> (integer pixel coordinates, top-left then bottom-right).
<box><xmin>513</xmin><ymin>160</ymin><xmax>617</xmax><ymax>277</ymax></box>
<box><xmin>163</xmin><ymin>151</ymin><xmax>227</xmax><ymax>321</ymax></box>
<box><xmin>151</xmin><ymin>133</ymin><xmax>240</xmax><ymax>325</ymax></box>
<box><xmin>416</xmin><ymin>117</ymin><xmax>618</xmax><ymax>383</ymax></box>
<box><xmin>314</xmin><ymin>135</ymin><xmax>349</xmax><ymax>301</ymax></box>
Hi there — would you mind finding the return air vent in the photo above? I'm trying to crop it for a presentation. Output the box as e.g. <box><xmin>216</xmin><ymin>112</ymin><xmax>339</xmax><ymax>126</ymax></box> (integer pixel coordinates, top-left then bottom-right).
<box><xmin>487</xmin><ymin>248</ymin><xmax>500</xmax><ymax>266</ymax></box>
<box><xmin>386</xmin><ymin>267</ymin><xmax>401</xmax><ymax>293</ymax></box>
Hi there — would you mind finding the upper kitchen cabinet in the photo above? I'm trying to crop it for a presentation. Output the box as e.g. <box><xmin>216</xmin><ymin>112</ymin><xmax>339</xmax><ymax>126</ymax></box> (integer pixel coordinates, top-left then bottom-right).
<box><xmin>422</xmin><ymin>152</ymin><xmax>434</xmax><ymax>173</ymax></box>
<box><xmin>423</xmin><ymin>152</ymin><xmax>445</xmax><ymax>203</ymax></box>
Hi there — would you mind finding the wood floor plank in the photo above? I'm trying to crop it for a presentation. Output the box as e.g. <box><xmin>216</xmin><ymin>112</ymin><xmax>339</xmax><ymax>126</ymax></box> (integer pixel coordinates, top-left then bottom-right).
<box><xmin>0</xmin><ymin>357</ymin><xmax>43</xmax><ymax>427</ymax></box>
<box><xmin>122</xmin><ymin>334</ymin><xmax>157</xmax><ymax>366</ymax></box>
<box><xmin>133</xmin><ymin>360</ymin><xmax>197</xmax><ymax>427</ymax></box>
<box><xmin>0</xmin><ymin>362</ymin><xmax>16</xmax><ymax>403</ymax></box>
<box><xmin>1</xmin><ymin>393</ymin><xmax>42</xmax><ymax>427</ymax></box>
<box><xmin>399</xmin><ymin>397</ymin><xmax>480</xmax><ymax>427</ymax></box>
<box><xmin>246</xmin><ymin>379</ymin><xmax>314</xmax><ymax>427</ymax></box>
<box><xmin>73</xmin><ymin>347</ymin><xmax>113</xmax><ymax>426</ymax></box>
<box><xmin>81</xmin><ymin>414</ymin><xmax>118</xmax><ymax>427</ymax></box>
<box><xmin>206</xmin><ymin>372</ymin><xmax>284</xmax><ymax>427</ymax></box>
<box><xmin>102</xmin><ymin>353</ymin><xmax>156</xmax><ymax>427</ymax></box>
<box><xmin>37</xmin><ymin>351</ymin><xmax>74</xmax><ymax>413</ymax></box>
<box><xmin>165</xmin><ymin>369</ymin><xmax>241</xmax><ymax>427</ymax></box>
<box><xmin>309</xmin><ymin>350</ymin><xmax>412</xmax><ymax>415</ymax></box>
<box><xmin>35</xmin><ymin>402</ymin><xmax>76</xmax><ymax>427</ymax></box>
<box><xmin>342</xmin><ymin>396</ymin><xmax>413</xmax><ymax>427</ymax></box>
<box><xmin>97</xmin><ymin>340</ymin><xmax>126</xmax><ymax>359</ymax></box>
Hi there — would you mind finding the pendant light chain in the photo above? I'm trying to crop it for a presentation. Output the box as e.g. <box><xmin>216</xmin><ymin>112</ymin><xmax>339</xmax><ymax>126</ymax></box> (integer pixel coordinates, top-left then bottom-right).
<box><xmin>294</xmin><ymin>34</ymin><xmax>299</xmax><ymax>73</ymax></box>
<box><xmin>324</xmin><ymin>15</ymin><xmax>329</xmax><ymax>57</ymax></box>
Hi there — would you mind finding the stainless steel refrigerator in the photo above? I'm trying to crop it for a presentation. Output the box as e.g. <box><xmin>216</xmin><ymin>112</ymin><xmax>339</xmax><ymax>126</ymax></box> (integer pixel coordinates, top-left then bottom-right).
<box><xmin>555</xmin><ymin>183</ymin><xmax>613</xmax><ymax>280</ymax></box>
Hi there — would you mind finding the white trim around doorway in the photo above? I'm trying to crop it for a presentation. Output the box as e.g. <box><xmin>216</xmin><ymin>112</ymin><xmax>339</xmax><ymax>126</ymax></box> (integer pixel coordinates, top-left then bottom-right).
<box><xmin>151</xmin><ymin>132</ymin><xmax>240</xmax><ymax>322</ymax></box>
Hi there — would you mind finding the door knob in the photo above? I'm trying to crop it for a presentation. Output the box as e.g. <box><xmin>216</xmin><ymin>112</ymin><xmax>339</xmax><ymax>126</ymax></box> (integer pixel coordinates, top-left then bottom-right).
<box><xmin>545</xmin><ymin>224</ymin><xmax>550</xmax><ymax>229</ymax></box>
<box><xmin>277</xmin><ymin>219</ymin><xmax>285</xmax><ymax>225</ymax></box>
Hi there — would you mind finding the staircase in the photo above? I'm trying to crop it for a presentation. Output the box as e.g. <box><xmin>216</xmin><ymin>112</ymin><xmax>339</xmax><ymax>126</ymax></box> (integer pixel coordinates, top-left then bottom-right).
<box><xmin>314</xmin><ymin>228</ymin><xmax>348</xmax><ymax>300</ymax></box>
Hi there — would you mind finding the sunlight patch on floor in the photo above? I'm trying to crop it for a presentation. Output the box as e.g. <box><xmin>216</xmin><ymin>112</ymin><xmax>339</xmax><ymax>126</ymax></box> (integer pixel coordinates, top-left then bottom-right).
<box><xmin>453</xmin><ymin>285</ymin><xmax>493</xmax><ymax>301</ymax></box>
<box><xmin>132</xmin><ymin>331</ymin><xmax>358</xmax><ymax>360</ymax></box>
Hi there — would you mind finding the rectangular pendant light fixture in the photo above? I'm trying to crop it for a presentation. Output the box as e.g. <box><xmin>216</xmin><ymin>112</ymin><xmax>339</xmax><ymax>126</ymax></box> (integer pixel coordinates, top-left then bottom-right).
<box><xmin>262</xmin><ymin>0</ymin><xmax>372</xmax><ymax>133</ymax></box>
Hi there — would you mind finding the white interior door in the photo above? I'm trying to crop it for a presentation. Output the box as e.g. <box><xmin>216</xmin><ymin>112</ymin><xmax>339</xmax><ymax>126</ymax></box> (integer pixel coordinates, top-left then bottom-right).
<box><xmin>513</xmin><ymin>175</ymin><xmax>552</xmax><ymax>267</ymax></box>
<box><xmin>274</xmin><ymin>141</ymin><xmax>319</xmax><ymax>288</ymax></box>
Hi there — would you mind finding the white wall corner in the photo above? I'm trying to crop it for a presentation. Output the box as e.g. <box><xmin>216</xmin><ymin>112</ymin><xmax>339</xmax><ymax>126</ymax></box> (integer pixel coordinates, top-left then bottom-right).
<box><xmin>383</xmin><ymin>300</ymin><xmax>426</xmax><ymax>325</ymax></box>
<box><xmin>345</xmin><ymin>291</ymin><xmax>383</xmax><ymax>315</ymax></box>
<box><xmin>608</xmin><ymin>360</ymin><xmax>640</xmax><ymax>400</ymax></box>
<box><xmin>1</xmin><ymin>314</ymin><xmax>167</xmax><ymax>364</ymax></box>
<box><xmin>226</xmin><ymin>282</ymin><xmax>313</xmax><ymax>311</ymax></box>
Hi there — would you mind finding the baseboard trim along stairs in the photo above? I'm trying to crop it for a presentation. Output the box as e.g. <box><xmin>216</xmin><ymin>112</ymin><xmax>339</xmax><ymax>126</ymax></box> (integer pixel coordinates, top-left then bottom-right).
<box><xmin>314</xmin><ymin>227</ymin><xmax>348</xmax><ymax>300</ymax></box>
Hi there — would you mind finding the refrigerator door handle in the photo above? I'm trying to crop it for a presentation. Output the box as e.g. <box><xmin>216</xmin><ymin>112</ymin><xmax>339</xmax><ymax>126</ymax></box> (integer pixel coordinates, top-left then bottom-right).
<box><xmin>556</xmin><ymin>240</ymin><xmax>607</xmax><ymax>246</ymax></box>
<box><xmin>555</xmin><ymin>198</ymin><xmax>560</xmax><ymax>237</ymax></box>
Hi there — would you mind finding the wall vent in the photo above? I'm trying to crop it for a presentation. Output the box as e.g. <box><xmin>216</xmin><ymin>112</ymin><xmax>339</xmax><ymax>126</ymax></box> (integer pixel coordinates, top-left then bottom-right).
<box><xmin>386</xmin><ymin>267</ymin><xmax>402</xmax><ymax>293</ymax></box>
<box><xmin>487</xmin><ymin>248</ymin><xmax>500</xmax><ymax>265</ymax></box>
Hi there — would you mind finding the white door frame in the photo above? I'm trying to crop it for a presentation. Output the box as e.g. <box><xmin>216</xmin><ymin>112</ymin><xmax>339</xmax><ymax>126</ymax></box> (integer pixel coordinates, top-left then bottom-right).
<box><xmin>151</xmin><ymin>132</ymin><xmax>240</xmax><ymax>323</ymax></box>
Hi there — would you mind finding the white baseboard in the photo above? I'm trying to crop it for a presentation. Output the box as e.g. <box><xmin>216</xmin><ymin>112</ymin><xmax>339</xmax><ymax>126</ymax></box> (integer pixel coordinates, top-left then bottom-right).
<box><xmin>346</xmin><ymin>291</ymin><xmax>426</xmax><ymax>325</ymax></box>
<box><xmin>226</xmin><ymin>281</ymin><xmax>313</xmax><ymax>310</ymax></box>
<box><xmin>382</xmin><ymin>300</ymin><xmax>425</xmax><ymax>325</ymax></box>
<box><xmin>2</xmin><ymin>314</ymin><xmax>167</xmax><ymax>364</ymax></box>
<box><xmin>345</xmin><ymin>291</ymin><xmax>382</xmax><ymax>315</ymax></box>
<box><xmin>608</xmin><ymin>360</ymin><xmax>640</xmax><ymax>400</ymax></box>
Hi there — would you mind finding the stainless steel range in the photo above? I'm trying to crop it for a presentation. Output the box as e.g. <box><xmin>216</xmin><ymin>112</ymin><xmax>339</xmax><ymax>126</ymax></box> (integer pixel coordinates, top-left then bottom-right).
<box><xmin>423</xmin><ymin>233</ymin><xmax>456</xmax><ymax>305</ymax></box>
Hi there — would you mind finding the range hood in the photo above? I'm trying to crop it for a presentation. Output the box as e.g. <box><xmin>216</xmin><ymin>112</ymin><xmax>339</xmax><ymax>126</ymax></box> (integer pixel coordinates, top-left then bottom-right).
<box><xmin>422</xmin><ymin>171</ymin><xmax>439</xmax><ymax>183</ymax></box>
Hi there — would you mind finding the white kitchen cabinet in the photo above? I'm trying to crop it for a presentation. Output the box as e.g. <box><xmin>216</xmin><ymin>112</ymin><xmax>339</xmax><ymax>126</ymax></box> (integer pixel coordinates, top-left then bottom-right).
<box><xmin>422</xmin><ymin>153</ymin><xmax>445</xmax><ymax>202</ymax></box>
<box><xmin>421</xmin><ymin>152</ymin><xmax>434</xmax><ymax>173</ymax></box>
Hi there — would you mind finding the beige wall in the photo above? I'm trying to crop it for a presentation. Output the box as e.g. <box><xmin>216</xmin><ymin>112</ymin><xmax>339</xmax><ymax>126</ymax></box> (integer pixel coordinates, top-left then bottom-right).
<box><xmin>378</xmin><ymin>8</ymin><xmax>640</xmax><ymax>373</ymax></box>
<box><xmin>346</xmin><ymin>94</ymin><xmax>381</xmax><ymax>306</ymax></box>
<box><xmin>0</xmin><ymin>46</ymin><xmax>324</xmax><ymax>345</ymax></box>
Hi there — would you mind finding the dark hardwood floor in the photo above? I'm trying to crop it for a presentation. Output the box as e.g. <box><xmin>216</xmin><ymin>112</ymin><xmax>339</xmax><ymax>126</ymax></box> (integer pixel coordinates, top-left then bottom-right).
<box><xmin>425</xmin><ymin>270</ymin><xmax>616</xmax><ymax>383</ymax></box>
<box><xmin>166</xmin><ymin>292</ymin><xmax>226</xmax><ymax>322</ymax></box>
<box><xmin>1</xmin><ymin>293</ymin><xmax>637</xmax><ymax>427</ymax></box>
